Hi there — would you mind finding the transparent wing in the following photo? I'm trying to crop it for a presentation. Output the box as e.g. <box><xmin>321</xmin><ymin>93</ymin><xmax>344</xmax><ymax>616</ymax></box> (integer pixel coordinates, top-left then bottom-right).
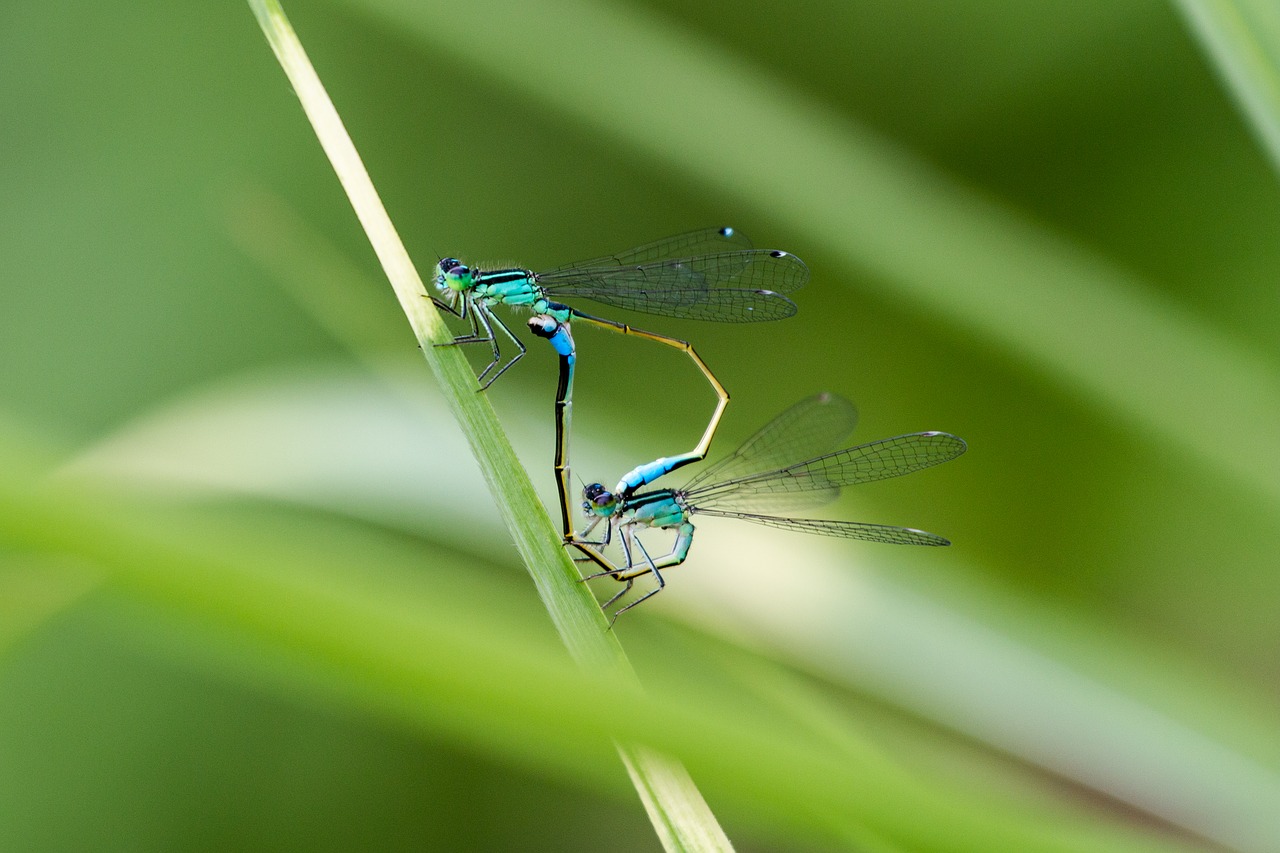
<box><xmin>536</xmin><ymin>250</ymin><xmax>807</xmax><ymax>323</ymax></box>
<box><xmin>684</xmin><ymin>393</ymin><xmax>858</xmax><ymax>492</ymax></box>
<box><xmin>694</xmin><ymin>509</ymin><xmax>950</xmax><ymax>546</ymax></box>
<box><xmin>544</xmin><ymin>227</ymin><xmax>753</xmax><ymax>271</ymax></box>
<box><xmin>681</xmin><ymin>488</ymin><xmax>841</xmax><ymax>515</ymax></box>
<box><xmin>685</xmin><ymin>432</ymin><xmax>966</xmax><ymax>512</ymax></box>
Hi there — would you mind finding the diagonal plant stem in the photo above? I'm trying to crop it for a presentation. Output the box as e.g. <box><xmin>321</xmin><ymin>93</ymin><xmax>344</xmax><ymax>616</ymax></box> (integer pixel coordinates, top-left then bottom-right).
<box><xmin>1175</xmin><ymin>0</ymin><xmax>1280</xmax><ymax>180</ymax></box>
<box><xmin>245</xmin><ymin>1</ymin><xmax>730</xmax><ymax>848</ymax></box>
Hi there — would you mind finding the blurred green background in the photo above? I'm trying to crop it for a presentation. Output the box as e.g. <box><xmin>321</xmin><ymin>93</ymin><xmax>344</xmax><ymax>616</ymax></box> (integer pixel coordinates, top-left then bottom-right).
<box><xmin>3</xmin><ymin>0</ymin><xmax>1279</xmax><ymax>850</ymax></box>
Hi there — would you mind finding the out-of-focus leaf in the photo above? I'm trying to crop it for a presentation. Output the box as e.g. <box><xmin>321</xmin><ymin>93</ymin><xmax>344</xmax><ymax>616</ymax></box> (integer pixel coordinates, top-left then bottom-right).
<box><xmin>1177</xmin><ymin>0</ymin><xmax>1280</xmax><ymax>178</ymax></box>
<box><xmin>0</xmin><ymin>427</ymin><xmax>1204</xmax><ymax>852</ymax></box>
<box><xmin>65</xmin><ymin>365</ymin><xmax>1280</xmax><ymax>850</ymax></box>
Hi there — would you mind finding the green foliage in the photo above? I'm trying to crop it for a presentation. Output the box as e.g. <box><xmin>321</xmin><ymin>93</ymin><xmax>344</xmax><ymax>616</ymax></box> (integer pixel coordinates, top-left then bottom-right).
<box><xmin>2</xmin><ymin>0</ymin><xmax>1279</xmax><ymax>851</ymax></box>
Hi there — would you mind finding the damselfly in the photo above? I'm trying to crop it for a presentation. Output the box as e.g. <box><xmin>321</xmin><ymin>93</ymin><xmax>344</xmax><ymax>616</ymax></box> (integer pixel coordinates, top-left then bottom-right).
<box><xmin>435</xmin><ymin>228</ymin><xmax>807</xmax><ymax>473</ymax></box>
<box><xmin>566</xmin><ymin>393</ymin><xmax>966</xmax><ymax>622</ymax></box>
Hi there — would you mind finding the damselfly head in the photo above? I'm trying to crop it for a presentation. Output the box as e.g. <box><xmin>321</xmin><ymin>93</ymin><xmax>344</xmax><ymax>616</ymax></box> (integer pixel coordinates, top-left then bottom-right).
<box><xmin>582</xmin><ymin>483</ymin><xmax>618</xmax><ymax>517</ymax></box>
<box><xmin>436</xmin><ymin>258</ymin><xmax>473</xmax><ymax>292</ymax></box>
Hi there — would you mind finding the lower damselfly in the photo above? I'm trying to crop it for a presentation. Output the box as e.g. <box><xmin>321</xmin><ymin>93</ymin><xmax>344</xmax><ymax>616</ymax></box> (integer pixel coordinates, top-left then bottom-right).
<box><xmin>565</xmin><ymin>393</ymin><xmax>966</xmax><ymax>623</ymax></box>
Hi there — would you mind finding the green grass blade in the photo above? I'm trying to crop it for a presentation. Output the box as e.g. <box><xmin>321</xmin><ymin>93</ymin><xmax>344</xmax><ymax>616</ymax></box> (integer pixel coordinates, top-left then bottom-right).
<box><xmin>616</xmin><ymin>745</ymin><xmax>732</xmax><ymax>853</ymax></box>
<box><xmin>1176</xmin><ymin>0</ymin><xmax>1280</xmax><ymax>178</ymax></box>
<box><xmin>335</xmin><ymin>0</ymin><xmax>1280</xmax><ymax>508</ymax></box>
<box><xmin>244</xmin><ymin>0</ymin><xmax>597</xmax><ymax>682</ymax></box>
<box><xmin>244</xmin><ymin>2</ymin><xmax>731</xmax><ymax>848</ymax></box>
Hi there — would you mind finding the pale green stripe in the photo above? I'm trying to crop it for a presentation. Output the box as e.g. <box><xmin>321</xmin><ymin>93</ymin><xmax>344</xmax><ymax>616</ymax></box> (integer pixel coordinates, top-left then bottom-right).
<box><xmin>1176</xmin><ymin>0</ymin><xmax>1280</xmax><ymax>178</ymax></box>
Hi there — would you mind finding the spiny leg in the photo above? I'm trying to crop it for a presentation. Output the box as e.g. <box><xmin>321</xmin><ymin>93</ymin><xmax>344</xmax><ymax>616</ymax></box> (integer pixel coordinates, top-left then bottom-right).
<box><xmin>569</xmin><ymin>515</ymin><xmax>606</xmax><ymax>556</ymax></box>
<box><xmin>607</xmin><ymin>530</ymin><xmax>665</xmax><ymax>625</ymax></box>
<box><xmin>574</xmin><ymin>520</ymin><xmax>650</xmax><ymax>577</ymax></box>
<box><xmin>467</xmin><ymin>307</ymin><xmax>504</xmax><ymax>383</ymax></box>
<box><xmin>568</xmin><ymin>537</ymin><xmax>623</xmax><ymax>581</ymax></box>
<box><xmin>427</xmin><ymin>295</ymin><xmax>466</xmax><ymax>320</ymax></box>
<box><xmin>599</xmin><ymin>577</ymin><xmax>635</xmax><ymax>617</ymax></box>
<box><xmin>568</xmin><ymin>514</ymin><xmax>613</xmax><ymax>558</ymax></box>
<box><xmin>566</xmin><ymin>531</ymin><xmax>656</xmax><ymax>629</ymax></box>
<box><xmin>617</xmin><ymin>520</ymin><xmax>647</xmax><ymax>572</ymax></box>
<box><xmin>434</xmin><ymin>295</ymin><xmax>491</xmax><ymax>346</ymax></box>
<box><xmin>433</xmin><ymin>303</ymin><xmax>519</xmax><ymax>392</ymax></box>
<box><xmin>476</xmin><ymin>310</ymin><xmax>527</xmax><ymax>390</ymax></box>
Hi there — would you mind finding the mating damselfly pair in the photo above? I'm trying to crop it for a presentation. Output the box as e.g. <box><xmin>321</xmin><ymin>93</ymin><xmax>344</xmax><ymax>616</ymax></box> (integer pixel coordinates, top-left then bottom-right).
<box><xmin>433</xmin><ymin>227</ymin><xmax>965</xmax><ymax>623</ymax></box>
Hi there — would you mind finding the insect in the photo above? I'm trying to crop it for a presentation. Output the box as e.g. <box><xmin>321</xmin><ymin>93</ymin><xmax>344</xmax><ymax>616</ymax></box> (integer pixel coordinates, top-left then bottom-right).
<box><xmin>445</xmin><ymin>227</ymin><xmax>807</xmax><ymax>501</ymax></box>
<box><xmin>433</xmin><ymin>227</ymin><xmax>805</xmax><ymax>388</ymax></box>
<box><xmin>566</xmin><ymin>393</ymin><xmax>966</xmax><ymax>623</ymax></box>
